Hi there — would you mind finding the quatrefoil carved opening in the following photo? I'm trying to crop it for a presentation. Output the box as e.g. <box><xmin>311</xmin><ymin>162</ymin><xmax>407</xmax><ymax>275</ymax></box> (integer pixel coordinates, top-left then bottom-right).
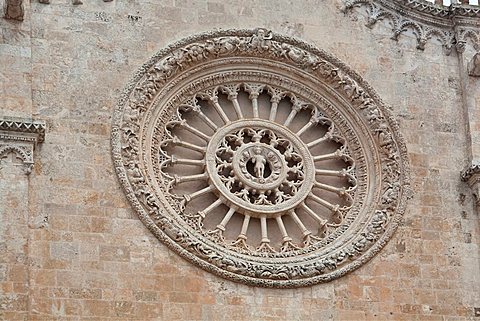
<box><xmin>112</xmin><ymin>29</ymin><xmax>410</xmax><ymax>287</ymax></box>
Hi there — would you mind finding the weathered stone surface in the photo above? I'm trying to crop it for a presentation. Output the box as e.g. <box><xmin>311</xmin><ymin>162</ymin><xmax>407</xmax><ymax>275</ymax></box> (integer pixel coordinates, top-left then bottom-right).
<box><xmin>0</xmin><ymin>0</ymin><xmax>479</xmax><ymax>319</ymax></box>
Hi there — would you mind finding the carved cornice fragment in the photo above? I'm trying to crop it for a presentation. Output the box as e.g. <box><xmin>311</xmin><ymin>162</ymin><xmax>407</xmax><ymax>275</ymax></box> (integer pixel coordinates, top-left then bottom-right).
<box><xmin>3</xmin><ymin>0</ymin><xmax>24</xmax><ymax>21</ymax></box>
<box><xmin>0</xmin><ymin>118</ymin><xmax>46</xmax><ymax>142</ymax></box>
<box><xmin>342</xmin><ymin>0</ymin><xmax>480</xmax><ymax>55</ymax></box>
<box><xmin>0</xmin><ymin>118</ymin><xmax>46</xmax><ymax>175</ymax></box>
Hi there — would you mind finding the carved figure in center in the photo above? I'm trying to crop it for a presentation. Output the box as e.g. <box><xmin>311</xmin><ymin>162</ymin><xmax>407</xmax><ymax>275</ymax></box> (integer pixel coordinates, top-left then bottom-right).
<box><xmin>251</xmin><ymin>147</ymin><xmax>267</xmax><ymax>178</ymax></box>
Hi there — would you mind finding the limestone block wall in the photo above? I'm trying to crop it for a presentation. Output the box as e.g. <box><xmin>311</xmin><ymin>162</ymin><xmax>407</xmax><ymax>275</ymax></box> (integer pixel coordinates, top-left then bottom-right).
<box><xmin>0</xmin><ymin>0</ymin><xmax>479</xmax><ymax>320</ymax></box>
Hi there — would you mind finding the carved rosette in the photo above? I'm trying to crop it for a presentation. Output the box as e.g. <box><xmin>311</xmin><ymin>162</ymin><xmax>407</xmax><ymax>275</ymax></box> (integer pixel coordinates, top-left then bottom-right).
<box><xmin>111</xmin><ymin>29</ymin><xmax>411</xmax><ymax>287</ymax></box>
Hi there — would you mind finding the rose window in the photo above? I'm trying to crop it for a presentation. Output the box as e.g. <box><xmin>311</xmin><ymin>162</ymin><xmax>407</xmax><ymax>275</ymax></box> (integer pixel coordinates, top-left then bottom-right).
<box><xmin>112</xmin><ymin>29</ymin><xmax>410</xmax><ymax>287</ymax></box>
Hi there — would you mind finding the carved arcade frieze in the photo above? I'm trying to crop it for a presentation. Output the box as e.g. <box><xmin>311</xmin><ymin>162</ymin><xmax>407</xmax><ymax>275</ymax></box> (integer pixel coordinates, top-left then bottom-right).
<box><xmin>342</xmin><ymin>0</ymin><xmax>480</xmax><ymax>55</ymax></box>
<box><xmin>0</xmin><ymin>118</ymin><xmax>45</xmax><ymax>174</ymax></box>
<box><xmin>111</xmin><ymin>29</ymin><xmax>411</xmax><ymax>287</ymax></box>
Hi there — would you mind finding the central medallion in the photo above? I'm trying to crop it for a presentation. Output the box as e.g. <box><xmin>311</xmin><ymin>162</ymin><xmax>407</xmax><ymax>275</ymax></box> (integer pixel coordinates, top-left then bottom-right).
<box><xmin>206</xmin><ymin>120</ymin><xmax>316</xmax><ymax>218</ymax></box>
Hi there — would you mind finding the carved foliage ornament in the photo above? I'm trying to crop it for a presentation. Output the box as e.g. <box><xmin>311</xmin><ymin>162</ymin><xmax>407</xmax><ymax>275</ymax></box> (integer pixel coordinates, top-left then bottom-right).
<box><xmin>111</xmin><ymin>29</ymin><xmax>411</xmax><ymax>287</ymax></box>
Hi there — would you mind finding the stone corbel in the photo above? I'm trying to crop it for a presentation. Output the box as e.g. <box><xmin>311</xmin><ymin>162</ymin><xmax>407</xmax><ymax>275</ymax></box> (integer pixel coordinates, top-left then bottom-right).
<box><xmin>462</xmin><ymin>163</ymin><xmax>480</xmax><ymax>208</ymax></box>
<box><xmin>0</xmin><ymin>118</ymin><xmax>46</xmax><ymax>175</ymax></box>
<box><xmin>3</xmin><ymin>0</ymin><xmax>24</xmax><ymax>21</ymax></box>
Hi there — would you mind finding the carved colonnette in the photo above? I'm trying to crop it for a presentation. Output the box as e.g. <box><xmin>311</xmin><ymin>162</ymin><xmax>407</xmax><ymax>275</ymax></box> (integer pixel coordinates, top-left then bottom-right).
<box><xmin>0</xmin><ymin>118</ymin><xmax>45</xmax><ymax>174</ymax></box>
<box><xmin>111</xmin><ymin>29</ymin><xmax>411</xmax><ymax>287</ymax></box>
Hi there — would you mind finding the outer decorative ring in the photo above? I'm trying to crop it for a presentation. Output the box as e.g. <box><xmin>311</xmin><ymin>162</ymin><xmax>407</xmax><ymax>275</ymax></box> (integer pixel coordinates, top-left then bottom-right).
<box><xmin>111</xmin><ymin>28</ymin><xmax>411</xmax><ymax>287</ymax></box>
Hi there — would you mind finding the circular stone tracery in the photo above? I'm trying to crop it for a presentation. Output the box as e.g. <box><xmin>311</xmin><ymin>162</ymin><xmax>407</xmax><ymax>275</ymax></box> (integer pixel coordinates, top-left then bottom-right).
<box><xmin>112</xmin><ymin>29</ymin><xmax>411</xmax><ymax>287</ymax></box>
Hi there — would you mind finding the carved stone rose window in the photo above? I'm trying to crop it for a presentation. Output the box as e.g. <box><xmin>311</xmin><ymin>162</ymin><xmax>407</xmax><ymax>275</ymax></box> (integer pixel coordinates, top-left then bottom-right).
<box><xmin>112</xmin><ymin>29</ymin><xmax>411</xmax><ymax>287</ymax></box>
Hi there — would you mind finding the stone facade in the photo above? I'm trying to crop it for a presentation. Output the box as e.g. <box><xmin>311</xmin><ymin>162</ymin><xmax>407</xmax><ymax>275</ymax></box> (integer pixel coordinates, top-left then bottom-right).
<box><xmin>0</xmin><ymin>0</ymin><xmax>479</xmax><ymax>320</ymax></box>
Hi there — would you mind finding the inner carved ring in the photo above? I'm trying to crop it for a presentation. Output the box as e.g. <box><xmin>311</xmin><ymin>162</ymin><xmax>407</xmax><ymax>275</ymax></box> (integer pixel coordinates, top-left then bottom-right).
<box><xmin>206</xmin><ymin>120</ymin><xmax>315</xmax><ymax>218</ymax></box>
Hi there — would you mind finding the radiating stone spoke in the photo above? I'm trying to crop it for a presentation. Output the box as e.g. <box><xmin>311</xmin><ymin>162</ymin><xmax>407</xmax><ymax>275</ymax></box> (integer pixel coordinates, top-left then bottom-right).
<box><xmin>307</xmin><ymin>132</ymin><xmax>332</xmax><ymax>148</ymax></box>
<box><xmin>269</xmin><ymin>95</ymin><xmax>281</xmax><ymax>121</ymax></box>
<box><xmin>315</xmin><ymin>168</ymin><xmax>353</xmax><ymax>178</ymax></box>
<box><xmin>210</xmin><ymin>97</ymin><xmax>230</xmax><ymax>124</ymax></box>
<box><xmin>181</xmin><ymin>104</ymin><xmax>218</xmax><ymax>131</ymax></box>
<box><xmin>168</xmin><ymin>136</ymin><xmax>206</xmax><ymax>154</ymax></box>
<box><xmin>284</xmin><ymin>102</ymin><xmax>303</xmax><ymax>127</ymax></box>
<box><xmin>307</xmin><ymin>193</ymin><xmax>340</xmax><ymax>213</ymax></box>
<box><xmin>275</xmin><ymin>216</ymin><xmax>291</xmax><ymax>243</ymax></box>
<box><xmin>168</xmin><ymin>172</ymin><xmax>208</xmax><ymax>191</ymax></box>
<box><xmin>197</xmin><ymin>198</ymin><xmax>223</xmax><ymax>219</ymax></box>
<box><xmin>313</xmin><ymin>149</ymin><xmax>353</xmax><ymax>163</ymax></box>
<box><xmin>173</xmin><ymin>172</ymin><xmax>208</xmax><ymax>185</ymax></box>
<box><xmin>170</xmin><ymin>156</ymin><xmax>205</xmax><ymax>167</ymax></box>
<box><xmin>225</xmin><ymin>93</ymin><xmax>243</xmax><ymax>119</ymax></box>
<box><xmin>238</xmin><ymin>214</ymin><xmax>251</xmax><ymax>239</ymax></box>
<box><xmin>314</xmin><ymin>181</ymin><xmax>347</xmax><ymax>195</ymax></box>
<box><xmin>300</xmin><ymin>202</ymin><xmax>328</xmax><ymax>226</ymax></box>
<box><xmin>251</xmin><ymin>93</ymin><xmax>260</xmax><ymax>118</ymax></box>
<box><xmin>170</xmin><ymin>120</ymin><xmax>211</xmax><ymax>141</ymax></box>
<box><xmin>244</xmin><ymin>83</ymin><xmax>265</xmax><ymax>118</ymax></box>
<box><xmin>296</xmin><ymin>120</ymin><xmax>313</xmax><ymax>136</ymax></box>
<box><xmin>220</xmin><ymin>85</ymin><xmax>243</xmax><ymax>119</ymax></box>
<box><xmin>288</xmin><ymin>210</ymin><xmax>314</xmax><ymax>239</ymax></box>
<box><xmin>231</xmin><ymin>214</ymin><xmax>251</xmax><ymax>251</ymax></box>
<box><xmin>216</xmin><ymin>207</ymin><xmax>236</xmax><ymax>231</ymax></box>
<box><xmin>266</xmin><ymin>86</ymin><xmax>285</xmax><ymax>122</ymax></box>
<box><xmin>256</xmin><ymin>215</ymin><xmax>275</xmax><ymax>252</ymax></box>
<box><xmin>183</xmin><ymin>185</ymin><xmax>215</xmax><ymax>203</ymax></box>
